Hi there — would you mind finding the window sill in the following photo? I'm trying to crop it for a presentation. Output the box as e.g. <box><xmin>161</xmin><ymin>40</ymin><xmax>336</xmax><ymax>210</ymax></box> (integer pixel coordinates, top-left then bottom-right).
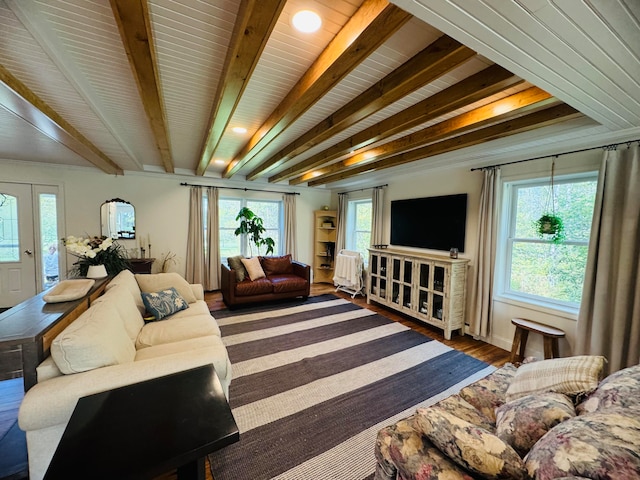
<box><xmin>494</xmin><ymin>293</ymin><xmax>578</xmax><ymax>322</ymax></box>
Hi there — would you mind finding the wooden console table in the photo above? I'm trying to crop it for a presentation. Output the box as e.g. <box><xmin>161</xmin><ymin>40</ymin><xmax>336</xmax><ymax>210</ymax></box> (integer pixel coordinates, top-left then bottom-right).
<box><xmin>0</xmin><ymin>277</ymin><xmax>109</xmax><ymax>391</ymax></box>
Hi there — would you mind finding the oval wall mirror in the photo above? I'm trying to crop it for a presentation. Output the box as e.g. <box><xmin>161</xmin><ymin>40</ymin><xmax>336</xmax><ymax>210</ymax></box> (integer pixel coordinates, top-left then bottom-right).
<box><xmin>100</xmin><ymin>198</ymin><xmax>135</xmax><ymax>239</ymax></box>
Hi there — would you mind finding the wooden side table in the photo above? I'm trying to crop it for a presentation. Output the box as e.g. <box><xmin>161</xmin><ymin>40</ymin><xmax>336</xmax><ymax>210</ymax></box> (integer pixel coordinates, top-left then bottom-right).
<box><xmin>129</xmin><ymin>258</ymin><xmax>155</xmax><ymax>274</ymax></box>
<box><xmin>510</xmin><ymin>317</ymin><xmax>565</xmax><ymax>363</ymax></box>
<box><xmin>45</xmin><ymin>364</ymin><xmax>238</xmax><ymax>479</ymax></box>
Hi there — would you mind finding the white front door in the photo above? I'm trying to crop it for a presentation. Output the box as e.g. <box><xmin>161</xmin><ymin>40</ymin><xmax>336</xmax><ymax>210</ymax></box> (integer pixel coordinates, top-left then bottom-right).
<box><xmin>0</xmin><ymin>183</ymin><xmax>36</xmax><ymax>307</ymax></box>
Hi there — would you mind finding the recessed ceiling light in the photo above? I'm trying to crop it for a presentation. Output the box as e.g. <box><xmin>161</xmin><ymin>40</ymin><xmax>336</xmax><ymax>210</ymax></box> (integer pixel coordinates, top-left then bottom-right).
<box><xmin>214</xmin><ymin>159</ymin><xmax>226</xmax><ymax>165</ymax></box>
<box><xmin>232</xmin><ymin>126</ymin><xmax>247</xmax><ymax>134</ymax></box>
<box><xmin>292</xmin><ymin>10</ymin><xmax>322</xmax><ymax>33</ymax></box>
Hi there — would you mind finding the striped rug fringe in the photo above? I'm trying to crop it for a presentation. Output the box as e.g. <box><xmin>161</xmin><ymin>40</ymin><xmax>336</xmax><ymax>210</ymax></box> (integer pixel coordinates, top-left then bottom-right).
<box><xmin>208</xmin><ymin>294</ymin><xmax>494</xmax><ymax>480</ymax></box>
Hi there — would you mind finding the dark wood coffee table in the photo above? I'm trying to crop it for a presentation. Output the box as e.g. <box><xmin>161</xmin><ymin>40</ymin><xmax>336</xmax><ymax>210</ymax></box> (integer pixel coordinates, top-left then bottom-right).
<box><xmin>44</xmin><ymin>364</ymin><xmax>238</xmax><ymax>480</ymax></box>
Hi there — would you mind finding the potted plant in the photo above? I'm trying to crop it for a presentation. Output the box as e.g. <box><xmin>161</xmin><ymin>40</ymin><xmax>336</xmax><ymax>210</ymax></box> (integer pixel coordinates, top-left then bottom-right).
<box><xmin>234</xmin><ymin>207</ymin><xmax>275</xmax><ymax>256</ymax></box>
<box><xmin>535</xmin><ymin>213</ymin><xmax>565</xmax><ymax>244</ymax></box>
<box><xmin>62</xmin><ymin>235</ymin><xmax>131</xmax><ymax>277</ymax></box>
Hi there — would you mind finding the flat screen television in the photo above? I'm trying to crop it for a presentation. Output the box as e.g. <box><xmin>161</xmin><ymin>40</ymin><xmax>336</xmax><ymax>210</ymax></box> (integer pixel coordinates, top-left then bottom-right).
<box><xmin>390</xmin><ymin>193</ymin><xmax>467</xmax><ymax>252</ymax></box>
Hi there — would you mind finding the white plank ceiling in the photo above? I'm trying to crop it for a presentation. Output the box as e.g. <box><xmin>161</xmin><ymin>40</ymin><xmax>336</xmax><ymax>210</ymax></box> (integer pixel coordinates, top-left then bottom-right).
<box><xmin>0</xmin><ymin>0</ymin><xmax>638</xmax><ymax>189</ymax></box>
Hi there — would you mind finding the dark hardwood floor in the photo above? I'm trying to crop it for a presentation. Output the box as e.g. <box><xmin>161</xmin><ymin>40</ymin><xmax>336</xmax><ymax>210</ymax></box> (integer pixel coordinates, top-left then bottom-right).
<box><xmin>0</xmin><ymin>284</ymin><xmax>509</xmax><ymax>480</ymax></box>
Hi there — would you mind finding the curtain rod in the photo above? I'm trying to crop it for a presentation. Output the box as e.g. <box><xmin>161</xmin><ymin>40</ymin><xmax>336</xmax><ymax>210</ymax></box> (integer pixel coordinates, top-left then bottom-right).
<box><xmin>470</xmin><ymin>138</ymin><xmax>640</xmax><ymax>172</ymax></box>
<box><xmin>337</xmin><ymin>183</ymin><xmax>388</xmax><ymax>195</ymax></box>
<box><xmin>179</xmin><ymin>182</ymin><xmax>300</xmax><ymax>195</ymax></box>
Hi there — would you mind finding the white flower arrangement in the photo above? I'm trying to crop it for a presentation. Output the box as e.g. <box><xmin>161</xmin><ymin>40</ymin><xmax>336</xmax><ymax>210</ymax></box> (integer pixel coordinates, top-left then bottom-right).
<box><xmin>62</xmin><ymin>235</ymin><xmax>129</xmax><ymax>276</ymax></box>
<box><xmin>63</xmin><ymin>235</ymin><xmax>113</xmax><ymax>261</ymax></box>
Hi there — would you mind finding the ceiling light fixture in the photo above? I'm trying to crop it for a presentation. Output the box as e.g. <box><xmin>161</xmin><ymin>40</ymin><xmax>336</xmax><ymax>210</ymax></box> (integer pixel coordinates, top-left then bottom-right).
<box><xmin>214</xmin><ymin>159</ymin><xmax>226</xmax><ymax>165</ymax></box>
<box><xmin>292</xmin><ymin>10</ymin><xmax>322</xmax><ymax>33</ymax></box>
<box><xmin>232</xmin><ymin>126</ymin><xmax>247</xmax><ymax>134</ymax></box>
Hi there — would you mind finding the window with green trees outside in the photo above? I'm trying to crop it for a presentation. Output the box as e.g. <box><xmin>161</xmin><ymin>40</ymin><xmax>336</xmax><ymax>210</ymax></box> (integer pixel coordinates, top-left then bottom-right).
<box><xmin>500</xmin><ymin>172</ymin><xmax>598</xmax><ymax>310</ymax></box>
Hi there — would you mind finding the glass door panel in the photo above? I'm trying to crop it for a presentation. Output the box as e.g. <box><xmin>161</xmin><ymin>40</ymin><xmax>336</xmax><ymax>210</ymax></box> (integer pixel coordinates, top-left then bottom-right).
<box><xmin>434</xmin><ymin>266</ymin><xmax>445</xmax><ymax>292</ymax></box>
<box><xmin>392</xmin><ymin>258</ymin><xmax>401</xmax><ymax>281</ymax></box>
<box><xmin>371</xmin><ymin>254</ymin><xmax>378</xmax><ymax>275</ymax></box>
<box><xmin>418</xmin><ymin>291</ymin><xmax>429</xmax><ymax>314</ymax></box>
<box><xmin>402</xmin><ymin>285</ymin><xmax>412</xmax><ymax>308</ymax></box>
<box><xmin>403</xmin><ymin>259</ymin><xmax>412</xmax><ymax>283</ymax></box>
<box><xmin>40</xmin><ymin>193</ymin><xmax>60</xmax><ymax>288</ymax></box>
<box><xmin>392</xmin><ymin>282</ymin><xmax>400</xmax><ymax>305</ymax></box>
<box><xmin>419</xmin><ymin>263</ymin><xmax>430</xmax><ymax>289</ymax></box>
<box><xmin>432</xmin><ymin>294</ymin><xmax>444</xmax><ymax>320</ymax></box>
<box><xmin>380</xmin><ymin>256</ymin><xmax>387</xmax><ymax>277</ymax></box>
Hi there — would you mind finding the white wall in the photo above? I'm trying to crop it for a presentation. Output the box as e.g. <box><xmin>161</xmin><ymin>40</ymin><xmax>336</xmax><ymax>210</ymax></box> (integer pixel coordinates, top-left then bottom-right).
<box><xmin>0</xmin><ymin>161</ymin><xmax>331</xmax><ymax>279</ymax></box>
<box><xmin>334</xmin><ymin>149</ymin><xmax>602</xmax><ymax>358</ymax></box>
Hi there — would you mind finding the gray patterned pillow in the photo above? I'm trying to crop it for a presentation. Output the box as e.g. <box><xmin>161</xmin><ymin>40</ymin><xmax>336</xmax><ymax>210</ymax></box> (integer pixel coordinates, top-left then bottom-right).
<box><xmin>418</xmin><ymin>394</ymin><xmax>496</xmax><ymax>431</ymax></box>
<box><xmin>576</xmin><ymin>363</ymin><xmax>640</xmax><ymax>414</ymax></box>
<box><xmin>459</xmin><ymin>363</ymin><xmax>518</xmax><ymax>421</ymax></box>
<box><xmin>496</xmin><ymin>392</ymin><xmax>575</xmax><ymax>456</ymax></box>
<box><xmin>416</xmin><ymin>407</ymin><xmax>526</xmax><ymax>480</ymax></box>
<box><xmin>141</xmin><ymin>287</ymin><xmax>188</xmax><ymax>320</ymax></box>
<box><xmin>227</xmin><ymin>255</ymin><xmax>247</xmax><ymax>282</ymax></box>
<box><xmin>525</xmin><ymin>407</ymin><xmax>640</xmax><ymax>480</ymax></box>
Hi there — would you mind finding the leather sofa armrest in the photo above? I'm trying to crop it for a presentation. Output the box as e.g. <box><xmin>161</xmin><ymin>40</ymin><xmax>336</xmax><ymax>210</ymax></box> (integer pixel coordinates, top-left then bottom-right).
<box><xmin>292</xmin><ymin>260</ymin><xmax>311</xmax><ymax>282</ymax></box>
<box><xmin>220</xmin><ymin>264</ymin><xmax>236</xmax><ymax>304</ymax></box>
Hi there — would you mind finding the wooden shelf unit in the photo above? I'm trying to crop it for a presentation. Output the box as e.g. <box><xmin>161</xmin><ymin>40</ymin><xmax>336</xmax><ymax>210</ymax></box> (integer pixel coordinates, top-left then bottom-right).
<box><xmin>367</xmin><ymin>247</ymin><xmax>469</xmax><ymax>340</ymax></box>
<box><xmin>313</xmin><ymin>210</ymin><xmax>337</xmax><ymax>283</ymax></box>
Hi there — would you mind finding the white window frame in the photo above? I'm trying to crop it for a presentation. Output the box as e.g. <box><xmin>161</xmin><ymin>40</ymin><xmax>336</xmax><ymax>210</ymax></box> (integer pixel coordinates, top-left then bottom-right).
<box><xmin>495</xmin><ymin>171</ymin><xmax>598</xmax><ymax>315</ymax></box>
<box><xmin>346</xmin><ymin>198</ymin><xmax>372</xmax><ymax>265</ymax></box>
<box><xmin>218</xmin><ymin>196</ymin><xmax>283</xmax><ymax>260</ymax></box>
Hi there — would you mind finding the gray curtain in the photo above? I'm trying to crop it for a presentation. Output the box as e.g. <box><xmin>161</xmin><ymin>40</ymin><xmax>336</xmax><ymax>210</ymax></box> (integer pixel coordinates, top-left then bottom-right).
<box><xmin>576</xmin><ymin>143</ymin><xmax>640</xmax><ymax>373</ymax></box>
<box><xmin>185</xmin><ymin>186</ymin><xmax>205</xmax><ymax>284</ymax></box>
<box><xmin>371</xmin><ymin>187</ymin><xmax>384</xmax><ymax>246</ymax></box>
<box><xmin>205</xmin><ymin>187</ymin><xmax>220</xmax><ymax>291</ymax></box>
<box><xmin>469</xmin><ymin>167</ymin><xmax>500</xmax><ymax>337</ymax></box>
<box><xmin>283</xmin><ymin>193</ymin><xmax>297</xmax><ymax>257</ymax></box>
<box><xmin>335</xmin><ymin>193</ymin><xmax>348</xmax><ymax>254</ymax></box>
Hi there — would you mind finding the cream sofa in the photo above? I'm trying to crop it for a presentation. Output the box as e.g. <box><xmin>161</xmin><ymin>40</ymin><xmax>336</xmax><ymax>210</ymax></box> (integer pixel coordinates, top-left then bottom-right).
<box><xmin>18</xmin><ymin>270</ymin><xmax>232</xmax><ymax>480</ymax></box>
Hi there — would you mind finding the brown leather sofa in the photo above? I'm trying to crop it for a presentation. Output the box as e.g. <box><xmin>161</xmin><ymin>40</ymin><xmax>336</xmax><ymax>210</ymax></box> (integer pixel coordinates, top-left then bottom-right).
<box><xmin>220</xmin><ymin>255</ymin><xmax>310</xmax><ymax>308</ymax></box>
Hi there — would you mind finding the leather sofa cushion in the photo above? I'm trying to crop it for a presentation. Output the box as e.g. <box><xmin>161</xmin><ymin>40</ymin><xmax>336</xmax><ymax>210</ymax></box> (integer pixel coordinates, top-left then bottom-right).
<box><xmin>235</xmin><ymin>278</ymin><xmax>273</xmax><ymax>296</ymax></box>
<box><xmin>261</xmin><ymin>254</ymin><xmax>293</xmax><ymax>276</ymax></box>
<box><xmin>269</xmin><ymin>274</ymin><xmax>308</xmax><ymax>293</ymax></box>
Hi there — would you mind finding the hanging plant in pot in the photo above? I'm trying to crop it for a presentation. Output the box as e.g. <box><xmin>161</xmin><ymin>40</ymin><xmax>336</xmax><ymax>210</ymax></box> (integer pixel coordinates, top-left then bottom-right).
<box><xmin>535</xmin><ymin>156</ymin><xmax>565</xmax><ymax>244</ymax></box>
<box><xmin>535</xmin><ymin>213</ymin><xmax>565</xmax><ymax>244</ymax></box>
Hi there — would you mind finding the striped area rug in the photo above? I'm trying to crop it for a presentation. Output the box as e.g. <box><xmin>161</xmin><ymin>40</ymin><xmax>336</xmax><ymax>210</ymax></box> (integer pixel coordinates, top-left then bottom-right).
<box><xmin>208</xmin><ymin>294</ymin><xmax>495</xmax><ymax>480</ymax></box>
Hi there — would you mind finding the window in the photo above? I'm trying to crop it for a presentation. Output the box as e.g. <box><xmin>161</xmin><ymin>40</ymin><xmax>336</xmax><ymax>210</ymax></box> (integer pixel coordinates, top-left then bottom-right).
<box><xmin>498</xmin><ymin>172</ymin><xmax>597</xmax><ymax>311</ymax></box>
<box><xmin>218</xmin><ymin>197</ymin><xmax>283</xmax><ymax>260</ymax></box>
<box><xmin>346</xmin><ymin>199</ymin><xmax>372</xmax><ymax>263</ymax></box>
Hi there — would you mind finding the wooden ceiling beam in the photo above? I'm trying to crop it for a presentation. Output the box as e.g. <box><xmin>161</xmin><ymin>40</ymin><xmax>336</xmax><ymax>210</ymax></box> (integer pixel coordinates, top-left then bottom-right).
<box><xmin>0</xmin><ymin>65</ymin><xmax>123</xmax><ymax>175</ymax></box>
<box><xmin>292</xmin><ymin>87</ymin><xmax>555</xmax><ymax>184</ymax></box>
<box><xmin>223</xmin><ymin>0</ymin><xmax>412</xmax><ymax>179</ymax></box>
<box><xmin>307</xmin><ymin>103</ymin><xmax>582</xmax><ymax>186</ymax></box>
<box><xmin>270</xmin><ymin>63</ymin><xmax>522</xmax><ymax>183</ymax></box>
<box><xmin>110</xmin><ymin>0</ymin><xmax>174</xmax><ymax>173</ymax></box>
<box><xmin>245</xmin><ymin>35</ymin><xmax>476</xmax><ymax>180</ymax></box>
<box><xmin>196</xmin><ymin>0</ymin><xmax>286</xmax><ymax>176</ymax></box>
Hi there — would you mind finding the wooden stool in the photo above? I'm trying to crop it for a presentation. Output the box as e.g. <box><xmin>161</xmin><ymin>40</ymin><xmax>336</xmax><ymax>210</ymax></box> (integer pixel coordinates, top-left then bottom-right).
<box><xmin>510</xmin><ymin>318</ymin><xmax>565</xmax><ymax>363</ymax></box>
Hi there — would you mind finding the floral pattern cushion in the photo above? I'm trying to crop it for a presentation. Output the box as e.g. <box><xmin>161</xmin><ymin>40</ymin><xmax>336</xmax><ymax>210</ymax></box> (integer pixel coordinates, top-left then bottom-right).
<box><xmin>576</xmin><ymin>364</ymin><xmax>640</xmax><ymax>414</ymax></box>
<box><xmin>459</xmin><ymin>363</ymin><xmax>518</xmax><ymax>422</ymax></box>
<box><xmin>524</xmin><ymin>406</ymin><xmax>640</xmax><ymax>480</ymax></box>
<box><xmin>416</xmin><ymin>407</ymin><xmax>526</xmax><ymax>480</ymax></box>
<box><xmin>141</xmin><ymin>287</ymin><xmax>189</xmax><ymax>320</ymax></box>
<box><xmin>417</xmin><ymin>394</ymin><xmax>496</xmax><ymax>432</ymax></box>
<box><xmin>495</xmin><ymin>392</ymin><xmax>576</xmax><ymax>457</ymax></box>
<box><xmin>375</xmin><ymin>415</ymin><xmax>475</xmax><ymax>480</ymax></box>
